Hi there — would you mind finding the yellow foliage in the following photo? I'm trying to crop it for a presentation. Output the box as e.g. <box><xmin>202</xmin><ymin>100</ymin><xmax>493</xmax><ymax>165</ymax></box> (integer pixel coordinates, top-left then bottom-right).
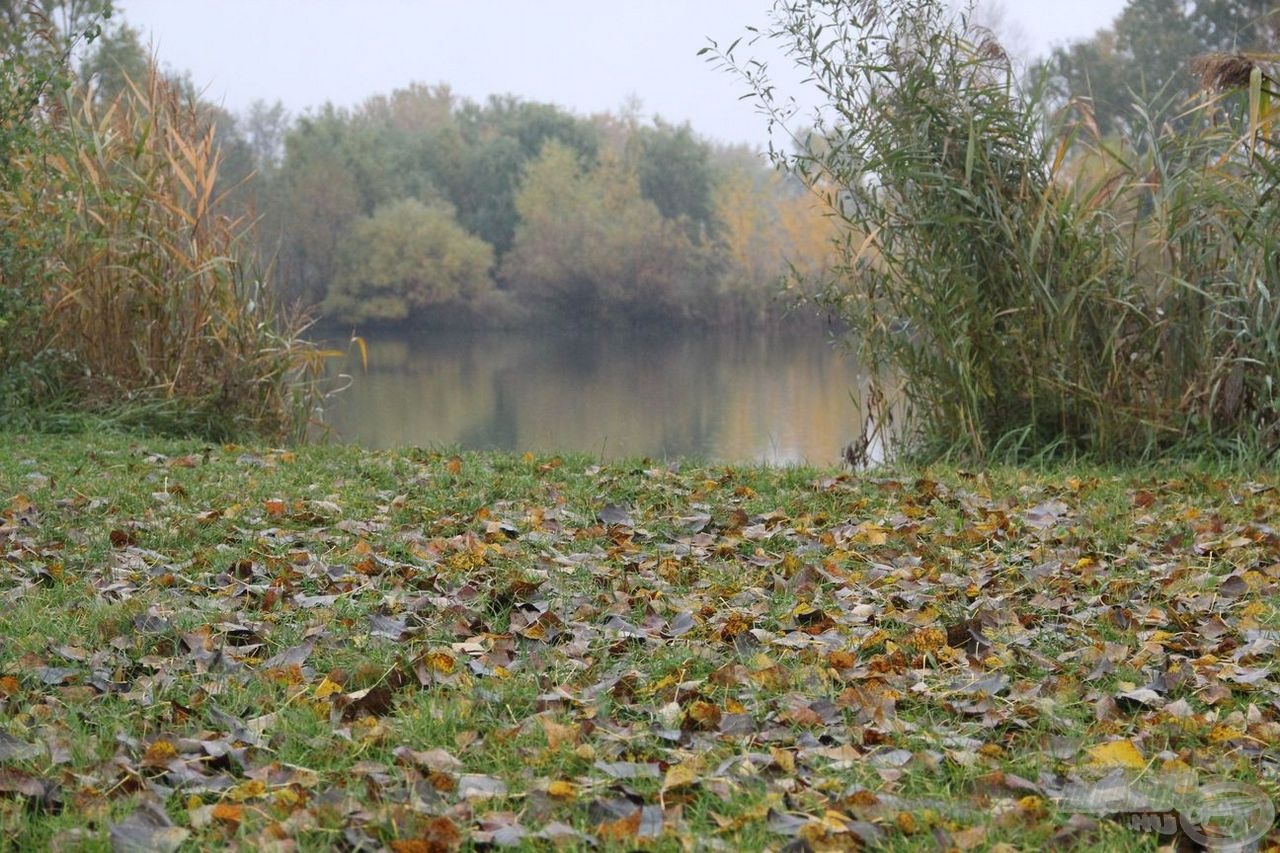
<box><xmin>1084</xmin><ymin>739</ymin><xmax>1146</xmax><ymax>769</ymax></box>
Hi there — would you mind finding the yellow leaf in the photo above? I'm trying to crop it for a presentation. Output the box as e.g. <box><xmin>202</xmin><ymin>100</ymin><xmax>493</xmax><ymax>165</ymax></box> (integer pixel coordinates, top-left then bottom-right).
<box><xmin>539</xmin><ymin>717</ymin><xmax>579</xmax><ymax>750</ymax></box>
<box><xmin>662</xmin><ymin>760</ymin><xmax>701</xmax><ymax>791</ymax></box>
<box><xmin>314</xmin><ymin>676</ymin><xmax>344</xmax><ymax>699</ymax></box>
<box><xmin>228</xmin><ymin>779</ymin><xmax>267</xmax><ymax>801</ymax></box>
<box><xmin>274</xmin><ymin>787</ymin><xmax>301</xmax><ymax>807</ymax></box>
<box><xmin>852</xmin><ymin>522</ymin><xmax>888</xmax><ymax>545</ymax></box>
<box><xmin>646</xmin><ymin>673</ymin><xmax>680</xmax><ymax>695</ymax></box>
<box><xmin>769</xmin><ymin>747</ymin><xmax>796</xmax><ymax>774</ymax></box>
<box><xmin>142</xmin><ymin>739</ymin><xmax>178</xmax><ymax>767</ymax></box>
<box><xmin>546</xmin><ymin>779</ymin><xmax>577</xmax><ymax>800</ymax></box>
<box><xmin>1085</xmin><ymin>740</ymin><xmax>1145</xmax><ymax>770</ymax></box>
<box><xmin>425</xmin><ymin>650</ymin><xmax>456</xmax><ymax>674</ymax></box>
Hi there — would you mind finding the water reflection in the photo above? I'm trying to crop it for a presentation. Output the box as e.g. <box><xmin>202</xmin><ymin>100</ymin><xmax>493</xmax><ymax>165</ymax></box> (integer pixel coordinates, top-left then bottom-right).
<box><xmin>322</xmin><ymin>328</ymin><xmax>865</xmax><ymax>465</ymax></box>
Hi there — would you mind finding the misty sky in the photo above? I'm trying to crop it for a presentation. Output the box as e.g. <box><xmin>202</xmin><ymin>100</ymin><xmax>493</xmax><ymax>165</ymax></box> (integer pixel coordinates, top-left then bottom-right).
<box><xmin>116</xmin><ymin>1</ymin><xmax>1128</xmax><ymax>147</ymax></box>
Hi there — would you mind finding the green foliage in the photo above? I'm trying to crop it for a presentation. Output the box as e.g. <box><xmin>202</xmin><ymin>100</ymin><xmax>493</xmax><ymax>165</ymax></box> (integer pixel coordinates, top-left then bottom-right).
<box><xmin>263</xmin><ymin>82</ymin><xmax>826</xmax><ymax>328</ymax></box>
<box><xmin>455</xmin><ymin>95</ymin><xmax>600</xmax><ymax>254</ymax></box>
<box><xmin>713</xmin><ymin>0</ymin><xmax>1280</xmax><ymax>461</ymax></box>
<box><xmin>270</xmin><ymin>86</ymin><xmax>603</xmax><ymax>308</ymax></box>
<box><xmin>0</xmin><ymin>2</ymin><xmax>110</xmax><ymax>420</ymax></box>
<box><xmin>1040</xmin><ymin>0</ymin><xmax>1279</xmax><ymax>137</ymax></box>
<box><xmin>273</xmin><ymin>107</ymin><xmax>366</xmax><ymax>306</ymax></box>
<box><xmin>502</xmin><ymin>141</ymin><xmax>712</xmax><ymax>323</ymax></box>
<box><xmin>324</xmin><ymin>198</ymin><xmax>495</xmax><ymax>324</ymax></box>
<box><xmin>30</xmin><ymin>69</ymin><xmax>330</xmax><ymax>441</ymax></box>
<box><xmin>634</xmin><ymin>120</ymin><xmax>717</xmax><ymax>239</ymax></box>
<box><xmin>1</xmin><ymin>0</ymin><xmax>329</xmax><ymax>442</ymax></box>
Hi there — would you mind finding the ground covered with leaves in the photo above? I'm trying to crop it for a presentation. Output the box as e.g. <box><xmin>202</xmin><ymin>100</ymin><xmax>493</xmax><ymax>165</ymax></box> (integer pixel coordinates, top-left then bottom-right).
<box><xmin>1</xmin><ymin>434</ymin><xmax>1278</xmax><ymax>851</ymax></box>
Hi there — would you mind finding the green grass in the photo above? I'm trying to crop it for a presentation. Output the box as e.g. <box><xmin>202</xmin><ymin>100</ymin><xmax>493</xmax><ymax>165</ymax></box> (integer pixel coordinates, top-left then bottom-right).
<box><xmin>1</xmin><ymin>432</ymin><xmax>1277</xmax><ymax>850</ymax></box>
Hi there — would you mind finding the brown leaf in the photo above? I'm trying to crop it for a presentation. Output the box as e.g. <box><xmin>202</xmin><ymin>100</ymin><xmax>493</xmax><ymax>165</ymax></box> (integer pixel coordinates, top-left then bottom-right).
<box><xmin>597</xmin><ymin>503</ymin><xmax>633</xmax><ymax>527</ymax></box>
<box><xmin>0</xmin><ymin>732</ymin><xmax>41</xmax><ymax>762</ymax></box>
<box><xmin>0</xmin><ymin>768</ymin><xmax>52</xmax><ymax>804</ymax></box>
<box><xmin>394</xmin><ymin>746</ymin><xmax>463</xmax><ymax>772</ymax></box>
<box><xmin>209</xmin><ymin>802</ymin><xmax>243</xmax><ymax>825</ymax></box>
<box><xmin>390</xmin><ymin>816</ymin><xmax>462</xmax><ymax>852</ymax></box>
<box><xmin>683</xmin><ymin>700</ymin><xmax>722</xmax><ymax>731</ymax></box>
<box><xmin>538</xmin><ymin>716</ymin><xmax>580</xmax><ymax>750</ymax></box>
<box><xmin>593</xmin><ymin>761</ymin><xmax>660</xmax><ymax>779</ymax></box>
<box><xmin>596</xmin><ymin>807</ymin><xmax>642</xmax><ymax>842</ymax></box>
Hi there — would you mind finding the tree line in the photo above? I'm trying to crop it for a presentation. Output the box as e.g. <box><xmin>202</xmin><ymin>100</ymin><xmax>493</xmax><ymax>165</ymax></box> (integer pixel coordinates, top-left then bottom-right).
<box><xmin>72</xmin><ymin>20</ymin><xmax>839</xmax><ymax>330</ymax></box>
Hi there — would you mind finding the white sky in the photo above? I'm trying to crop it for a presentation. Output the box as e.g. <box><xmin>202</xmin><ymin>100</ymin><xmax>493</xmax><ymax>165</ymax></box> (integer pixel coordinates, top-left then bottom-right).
<box><xmin>116</xmin><ymin>0</ymin><xmax>1128</xmax><ymax>148</ymax></box>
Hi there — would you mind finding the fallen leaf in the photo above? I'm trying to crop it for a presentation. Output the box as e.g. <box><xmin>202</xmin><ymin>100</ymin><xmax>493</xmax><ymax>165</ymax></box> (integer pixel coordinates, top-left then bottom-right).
<box><xmin>1084</xmin><ymin>740</ymin><xmax>1145</xmax><ymax>770</ymax></box>
<box><xmin>109</xmin><ymin>801</ymin><xmax>189</xmax><ymax>852</ymax></box>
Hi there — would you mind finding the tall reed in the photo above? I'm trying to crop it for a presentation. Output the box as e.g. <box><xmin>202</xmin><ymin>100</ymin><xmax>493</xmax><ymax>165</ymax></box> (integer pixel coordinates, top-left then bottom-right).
<box><xmin>26</xmin><ymin>68</ymin><xmax>332</xmax><ymax>440</ymax></box>
<box><xmin>710</xmin><ymin>0</ymin><xmax>1280</xmax><ymax>462</ymax></box>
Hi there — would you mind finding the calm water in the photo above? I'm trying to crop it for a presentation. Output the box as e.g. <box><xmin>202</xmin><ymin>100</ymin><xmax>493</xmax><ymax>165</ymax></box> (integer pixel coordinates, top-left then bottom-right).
<box><xmin>322</xmin><ymin>328</ymin><xmax>866</xmax><ymax>465</ymax></box>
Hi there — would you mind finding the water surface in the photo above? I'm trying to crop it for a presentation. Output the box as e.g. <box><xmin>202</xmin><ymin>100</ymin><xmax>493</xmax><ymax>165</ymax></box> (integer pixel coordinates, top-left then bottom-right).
<box><xmin>323</xmin><ymin>328</ymin><xmax>865</xmax><ymax>465</ymax></box>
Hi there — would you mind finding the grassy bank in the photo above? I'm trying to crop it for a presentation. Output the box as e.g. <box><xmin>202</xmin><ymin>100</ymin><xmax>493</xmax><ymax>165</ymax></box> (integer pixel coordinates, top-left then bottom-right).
<box><xmin>1</xmin><ymin>433</ymin><xmax>1277</xmax><ymax>850</ymax></box>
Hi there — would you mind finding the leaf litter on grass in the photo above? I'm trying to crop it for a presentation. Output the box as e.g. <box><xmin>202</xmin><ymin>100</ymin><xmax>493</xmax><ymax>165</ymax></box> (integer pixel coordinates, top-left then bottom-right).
<box><xmin>0</xmin><ymin>436</ymin><xmax>1278</xmax><ymax>850</ymax></box>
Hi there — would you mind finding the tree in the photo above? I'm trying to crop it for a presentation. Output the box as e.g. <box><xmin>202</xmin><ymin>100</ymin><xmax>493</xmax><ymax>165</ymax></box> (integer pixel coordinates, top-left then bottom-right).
<box><xmin>634</xmin><ymin>120</ymin><xmax>717</xmax><ymax>240</ymax></box>
<box><xmin>273</xmin><ymin>108</ymin><xmax>363</xmax><ymax>304</ymax></box>
<box><xmin>711</xmin><ymin>147</ymin><xmax>837</xmax><ymax>321</ymax></box>
<box><xmin>502</xmin><ymin>141</ymin><xmax>708</xmax><ymax>322</ymax></box>
<box><xmin>324</xmin><ymin>198</ymin><xmax>495</xmax><ymax>324</ymax></box>
<box><xmin>1041</xmin><ymin>0</ymin><xmax>1280</xmax><ymax>137</ymax></box>
<box><xmin>453</xmin><ymin>95</ymin><xmax>599</xmax><ymax>255</ymax></box>
<box><xmin>1</xmin><ymin>0</ymin><xmax>108</xmax><ymax>61</ymax></box>
<box><xmin>78</xmin><ymin>19</ymin><xmax>148</xmax><ymax>103</ymax></box>
<box><xmin>241</xmin><ymin>98</ymin><xmax>289</xmax><ymax>172</ymax></box>
<box><xmin>1191</xmin><ymin>0</ymin><xmax>1280</xmax><ymax>51</ymax></box>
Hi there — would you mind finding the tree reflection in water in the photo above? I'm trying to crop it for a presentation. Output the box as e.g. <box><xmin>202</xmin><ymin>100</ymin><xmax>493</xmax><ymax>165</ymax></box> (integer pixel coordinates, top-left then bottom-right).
<box><xmin>323</xmin><ymin>328</ymin><xmax>867</xmax><ymax>465</ymax></box>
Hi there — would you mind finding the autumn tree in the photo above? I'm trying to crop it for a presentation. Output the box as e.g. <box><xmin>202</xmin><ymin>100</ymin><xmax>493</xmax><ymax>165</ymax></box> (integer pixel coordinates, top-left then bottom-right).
<box><xmin>712</xmin><ymin>147</ymin><xmax>837</xmax><ymax>322</ymax></box>
<box><xmin>502</xmin><ymin>141</ymin><xmax>709</xmax><ymax>323</ymax></box>
<box><xmin>454</xmin><ymin>95</ymin><xmax>599</xmax><ymax>255</ymax></box>
<box><xmin>324</xmin><ymin>198</ymin><xmax>494</xmax><ymax>324</ymax></box>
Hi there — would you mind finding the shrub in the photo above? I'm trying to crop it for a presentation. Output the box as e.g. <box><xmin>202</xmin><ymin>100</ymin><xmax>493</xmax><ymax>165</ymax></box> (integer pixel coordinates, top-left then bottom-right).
<box><xmin>324</xmin><ymin>197</ymin><xmax>496</xmax><ymax>325</ymax></box>
<box><xmin>8</xmin><ymin>65</ymin><xmax>331</xmax><ymax>440</ymax></box>
<box><xmin>710</xmin><ymin>0</ymin><xmax>1280</xmax><ymax>462</ymax></box>
<box><xmin>0</xmin><ymin>7</ymin><xmax>94</xmax><ymax>419</ymax></box>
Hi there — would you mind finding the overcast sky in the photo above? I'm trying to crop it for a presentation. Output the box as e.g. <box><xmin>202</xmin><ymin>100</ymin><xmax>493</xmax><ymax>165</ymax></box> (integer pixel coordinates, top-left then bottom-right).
<box><xmin>116</xmin><ymin>1</ymin><xmax>1128</xmax><ymax>148</ymax></box>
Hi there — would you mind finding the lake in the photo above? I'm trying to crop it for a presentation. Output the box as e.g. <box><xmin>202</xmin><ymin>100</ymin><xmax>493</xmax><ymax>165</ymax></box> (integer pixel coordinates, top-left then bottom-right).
<box><xmin>321</xmin><ymin>328</ymin><xmax>866</xmax><ymax>465</ymax></box>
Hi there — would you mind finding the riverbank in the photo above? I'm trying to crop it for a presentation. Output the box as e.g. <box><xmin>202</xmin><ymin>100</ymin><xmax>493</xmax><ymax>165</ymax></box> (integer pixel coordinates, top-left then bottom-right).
<box><xmin>2</xmin><ymin>433</ymin><xmax>1277</xmax><ymax>849</ymax></box>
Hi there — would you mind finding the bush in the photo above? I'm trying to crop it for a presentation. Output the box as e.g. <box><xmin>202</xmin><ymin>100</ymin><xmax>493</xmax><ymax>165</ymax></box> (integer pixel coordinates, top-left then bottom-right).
<box><xmin>2</xmin><ymin>50</ymin><xmax>331</xmax><ymax>440</ymax></box>
<box><xmin>0</xmin><ymin>8</ymin><xmax>90</xmax><ymax>419</ymax></box>
<box><xmin>711</xmin><ymin>0</ymin><xmax>1280</xmax><ymax>462</ymax></box>
<box><xmin>324</xmin><ymin>198</ymin><xmax>496</xmax><ymax>325</ymax></box>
